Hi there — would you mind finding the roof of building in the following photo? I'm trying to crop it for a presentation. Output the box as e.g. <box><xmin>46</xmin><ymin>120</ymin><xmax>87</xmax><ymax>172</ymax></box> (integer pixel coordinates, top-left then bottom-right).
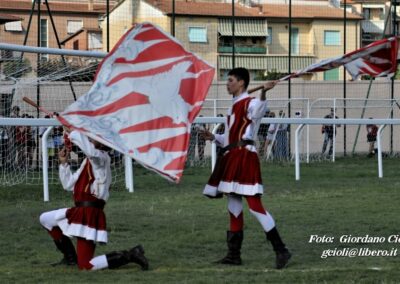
<box><xmin>143</xmin><ymin>0</ymin><xmax>362</xmax><ymax>20</ymax></box>
<box><xmin>260</xmin><ymin>4</ymin><xmax>362</xmax><ymax>19</ymax></box>
<box><xmin>145</xmin><ymin>0</ymin><xmax>264</xmax><ymax>17</ymax></box>
<box><xmin>0</xmin><ymin>0</ymin><xmax>110</xmax><ymax>14</ymax></box>
<box><xmin>0</xmin><ymin>14</ymin><xmax>22</xmax><ymax>25</ymax></box>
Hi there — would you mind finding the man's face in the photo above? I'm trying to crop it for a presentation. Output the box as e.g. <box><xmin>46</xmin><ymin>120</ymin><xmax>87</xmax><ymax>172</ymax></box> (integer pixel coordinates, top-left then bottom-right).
<box><xmin>226</xmin><ymin>75</ymin><xmax>243</xmax><ymax>96</ymax></box>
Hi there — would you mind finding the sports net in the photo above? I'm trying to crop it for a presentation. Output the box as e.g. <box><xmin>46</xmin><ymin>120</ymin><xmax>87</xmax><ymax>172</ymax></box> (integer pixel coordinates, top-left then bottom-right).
<box><xmin>1</xmin><ymin>45</ymin><xmax>400</xmax><ymax>187</ymax></box>
<box><xmin>0</xmin><ymin>47</ymin><xmax>127</xmax><ymax>187</ymax></box>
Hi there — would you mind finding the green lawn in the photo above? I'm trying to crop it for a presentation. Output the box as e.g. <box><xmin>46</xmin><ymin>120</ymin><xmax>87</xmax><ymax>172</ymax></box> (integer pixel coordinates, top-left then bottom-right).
<box><xmin>1</xmin><ymin>157</ymin><xmax>400</xmax><ymax>283</ymax></box>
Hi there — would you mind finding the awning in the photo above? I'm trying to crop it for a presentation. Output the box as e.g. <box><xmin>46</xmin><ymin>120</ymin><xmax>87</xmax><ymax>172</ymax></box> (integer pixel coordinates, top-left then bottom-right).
<box><xmin>4</xmin><ymin>20</ymin><xmax>22</xmax><ymax>32</ymax></box>
<box><xmin>361</xmin><ymin>20</ymin><xmax>384</xmax><ymax>34</ymax></box>
<box><xmin>218</xmin><ymin>55</ymin><xmax>316</xmax><ymax>73</ymax></box>
<box><xmin>362</xmin><ymin>4</ymin><xmax>385</xmax><ymax>9</ymax></box>
<box><xmin>218</xmin><ymin>18</ymin><xmax>268</xmax><ymax>37</ymax></box>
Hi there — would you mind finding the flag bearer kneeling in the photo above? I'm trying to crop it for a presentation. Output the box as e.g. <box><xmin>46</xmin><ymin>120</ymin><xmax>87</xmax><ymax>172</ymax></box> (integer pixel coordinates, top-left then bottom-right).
<box><xmin>39</xmin><ymin>129</ymin><xmax>148</xmax><ymax>271</ymax></box>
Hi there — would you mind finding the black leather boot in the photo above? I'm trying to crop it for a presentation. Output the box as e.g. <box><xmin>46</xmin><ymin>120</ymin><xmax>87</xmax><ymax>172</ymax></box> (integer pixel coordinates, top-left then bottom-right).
<box><xmin>129</xmin><ymin>245</ymin><xmax>149</xmax><ymax>270</ymax></box>
<box><xmin>216</xmin><ymin>231</ymin><xmax>243</xmax><ymax>265</ymax></box>
<box><xmin>106</xmin><ymin>245</ymin><xmax>149</xmax><ymax>270</ymax></box>
<box><xmin>266</xmin><ymin>227</ymin><xmax>291</xmax><ymax>269</ymax></box>
<box><xmin>106</xmin><ymin>251</ymin><xmax>131</xmax><ymax>269</ymax></box>
<box><xmin>52</xmin><ymin>235</ymin><xmax>77</xmax><ymax>266</ymax></box>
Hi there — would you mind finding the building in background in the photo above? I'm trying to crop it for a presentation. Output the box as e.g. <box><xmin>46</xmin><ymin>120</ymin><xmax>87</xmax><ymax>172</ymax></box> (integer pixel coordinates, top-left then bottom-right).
<box><xmin>104</xmin><ymin>0</ymin><xmax>362</xmax><ymax>81</ymax></box>
<box><xmin>0</xmin><ymin>0</ymin><xmax>110</xmax><ymax>65</ymax></box>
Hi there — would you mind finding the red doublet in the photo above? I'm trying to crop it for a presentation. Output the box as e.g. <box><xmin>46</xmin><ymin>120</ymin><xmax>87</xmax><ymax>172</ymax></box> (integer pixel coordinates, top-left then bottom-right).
<box><xmin>206</xmin><ymin>97</ymin><xmax>263</xmax><ymax>196</ymax></box>
<box><xmin>63</xmin><ymin>159</ymin><xmax>107</xmax><ymax>243</ymax></box>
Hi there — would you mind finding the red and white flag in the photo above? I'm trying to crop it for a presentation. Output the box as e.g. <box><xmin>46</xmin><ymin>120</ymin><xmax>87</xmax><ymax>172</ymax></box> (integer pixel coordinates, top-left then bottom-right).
<box><xmin>58</xmin><ymin>22</ymin><xmax>215</xmax><ymax>182</ymax></box>
<box><xmin>281</xmin><ymin>36</ymin><xmax>399</xmax><ymax>80</ymax></box>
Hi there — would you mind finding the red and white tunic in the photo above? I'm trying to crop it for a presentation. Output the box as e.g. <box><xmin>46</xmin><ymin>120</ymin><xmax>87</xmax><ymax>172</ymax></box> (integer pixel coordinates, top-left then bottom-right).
<box><xmin>203</xmin><ymin>92</ymin><xmax>268</xmax><ymax>196</ymax></box>
<box><xmin>56</xmin><ymin>131</ymin><xmax>111</xmax><ymax>243</ymax></box>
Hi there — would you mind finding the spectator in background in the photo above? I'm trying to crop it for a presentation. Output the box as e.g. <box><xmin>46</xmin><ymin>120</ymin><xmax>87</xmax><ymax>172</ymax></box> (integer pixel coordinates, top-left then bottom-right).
<box><xmin>215</xmin><ymin>114</ymin><xmax>225</xmax><ymax>155</ymax></box>
<box><xmin>15</xmin><ymin>114</ymin><xmax>28</xmax><ymax>169</ymax></box>
<box><xmin>275</xmin><ymin>110</ymin><xmax>288</xmax><ymax>160</ymax></box>
<box><xmin>187</xmin><ymin>116</ymin><xmax>208</xmax><ymax>165</ymax></box>
<box><xmin>10</xmin><ymin>106</ymin><xmax>21</xmax><ymax>166</ymax></box>
<box><xmin>366</xmin><ymin>118</ymin><xmax>378</xmax><ymax>157</ymax></box>
<box><xmin>257</xmin><ymin>111</ymin><xmax>270</xmax><ymax>158</ymax></box>
<box><xmin>321</xmin><ymin>108</ymin><xmax>340</xmax><ymax>156</ymax></box>
<box><xmin>187</xmin><ymin>124</ymin><xmax>197</xmax><ymax>166</ymax></box>
<box><xmin>197</xmin><ymin>115</ymin><xmax>208</xmax><ymax>162</ymax></box>
<box><xmin>24</xmin><ymin>114</ymin><xmax>36</xmax><ymax>169</ymax></box>
<box><xmin>11</xmin><ymin>105</ymin><xmax>21</xmax><ymax>118</ymax></box>
<box><xmin>264</xmin><ymin>112</ymin><xmax>276</xmax><ymax>159</ymax></box>
<box><xmin>0</xmin><ymin>118</ymin><xmax>9</xmax><ymax>169</ymax></box>
<box><xmin>53</xmin><ymin>114</ymin><xmax>64</xmax><ymax>166</ymax></box>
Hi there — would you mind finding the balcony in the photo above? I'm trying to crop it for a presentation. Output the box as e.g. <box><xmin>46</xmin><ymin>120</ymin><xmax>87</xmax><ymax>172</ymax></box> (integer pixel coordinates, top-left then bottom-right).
<box><xmin>361</xmin><ymin>20</ymin><xmax>385</xmax><ymax>34</ymax></box>
<box><xmin>218</xmin><ymin>45</ymin><xmax>267</xmax><ymax>54</ymax></box>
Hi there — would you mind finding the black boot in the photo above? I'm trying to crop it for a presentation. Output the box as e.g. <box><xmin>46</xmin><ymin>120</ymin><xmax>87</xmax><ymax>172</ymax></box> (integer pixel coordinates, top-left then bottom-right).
<box><xmin>266</xmin><ymin>227</ymin><xmax>291</xmax><ymax>269</ymax></box>
<box><xmin>129</xmin><ymin>245</ymin><xmax>149</xmax><ymax>270</ymax></box>
<box><xmin>106</xmin><ymin>245</ymin><xmax>149</xmax><ymax>270</ymax></box>
<box><xmin>52</xmin><ymin>235</ymin><xmax>77</xmax><ymax>266</ymax></box>
<box><xmin>216</xmin><ymin>231</ymin><xmax>243</xmax><ymax>265</ymax></box>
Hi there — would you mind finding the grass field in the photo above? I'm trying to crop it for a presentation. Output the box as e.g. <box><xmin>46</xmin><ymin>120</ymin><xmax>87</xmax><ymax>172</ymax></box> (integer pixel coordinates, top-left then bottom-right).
<box><xmin>1</xmin><ymin>157</ymin><xmax>400</xmax><ymax>283</ymax></box>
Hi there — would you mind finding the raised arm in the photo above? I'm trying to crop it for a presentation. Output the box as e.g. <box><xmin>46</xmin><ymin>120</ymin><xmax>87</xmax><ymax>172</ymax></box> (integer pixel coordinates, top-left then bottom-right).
<box><xmin>68</xmin><ymin>130</ymin><xmax>108</xmax><ymax>167</ymax></box>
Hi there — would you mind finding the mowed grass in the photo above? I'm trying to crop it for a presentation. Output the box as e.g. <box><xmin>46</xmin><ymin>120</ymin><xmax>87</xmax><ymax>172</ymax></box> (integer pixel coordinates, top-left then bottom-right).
<box><xmin>1</xmin><ymin>157</ymin><xmax>400</xmax><ymax>283</ymax></box>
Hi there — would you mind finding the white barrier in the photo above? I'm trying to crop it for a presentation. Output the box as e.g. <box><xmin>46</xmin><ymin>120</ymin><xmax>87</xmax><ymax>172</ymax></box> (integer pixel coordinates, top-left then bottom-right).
<box><xmin>2</xmin><ymin>116</ymin><xmax>400</xmax><ymax>200</ymax></box>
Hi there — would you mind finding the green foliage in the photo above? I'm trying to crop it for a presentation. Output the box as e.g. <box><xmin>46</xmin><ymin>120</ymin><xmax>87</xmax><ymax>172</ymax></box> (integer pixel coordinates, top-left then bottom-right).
<box><xmin>255</xmin><ymin>69</ymin><xmax>289</xmax><ymax>81</ymax></box>
<box><xmin>3</xmin><ymin>58</ymin><xmax>32</xmax><ymax>78</ymax></box>
<box><xmin>1</xmin><ymin>157</ymin><xmax>400</xmax><ymax>283</ymax></box>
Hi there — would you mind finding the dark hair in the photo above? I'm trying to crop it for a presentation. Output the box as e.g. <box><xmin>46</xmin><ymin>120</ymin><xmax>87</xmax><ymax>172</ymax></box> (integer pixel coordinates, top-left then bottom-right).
<box><xmin>228</xmin><ymin>67</ymin><xmax>250</xmax><ymax>89</ymax></box>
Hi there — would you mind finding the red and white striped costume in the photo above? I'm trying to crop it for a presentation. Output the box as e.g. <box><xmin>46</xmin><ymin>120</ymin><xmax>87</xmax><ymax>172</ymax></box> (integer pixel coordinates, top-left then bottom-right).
<box><xmin>46</xmin><ymin>131</ymin><xmax>111</xmax><ymax>243</ymax></box>
<box><xmin>40</xmin><ymin>131</ymin><xmax>112</xmax><ymax>270</ymax></box>
<box><xmin>203</xmin><ymin>92</ymin><xmax>268</xmax><ymax>197</ymax></box>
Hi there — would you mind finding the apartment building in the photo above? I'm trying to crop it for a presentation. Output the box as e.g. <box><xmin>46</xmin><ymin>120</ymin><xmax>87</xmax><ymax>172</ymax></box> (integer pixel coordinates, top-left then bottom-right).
<box><xmin>104</xmin><ymin>0</ymin><xmax>362</xmax><ymax>81</ymax></box>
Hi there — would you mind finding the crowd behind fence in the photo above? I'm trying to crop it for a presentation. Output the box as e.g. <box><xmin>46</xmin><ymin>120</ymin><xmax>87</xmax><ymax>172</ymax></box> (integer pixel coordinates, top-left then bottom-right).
<box><xmin>1</xmin><ymin>115</ymin><xmax>400</xmax><ymax>192</ymax></box>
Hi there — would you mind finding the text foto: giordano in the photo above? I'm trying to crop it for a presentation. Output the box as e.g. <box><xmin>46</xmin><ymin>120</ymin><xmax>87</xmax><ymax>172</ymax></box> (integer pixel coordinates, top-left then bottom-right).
<box><xmin>340</xmin><ymin>235</ymin><xmax>400</xmax><ymax>243</ymax></box>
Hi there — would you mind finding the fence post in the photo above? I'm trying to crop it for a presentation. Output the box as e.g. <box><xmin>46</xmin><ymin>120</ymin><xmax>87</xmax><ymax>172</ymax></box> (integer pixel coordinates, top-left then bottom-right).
<box><xmin>124</xmin><ymin>155</ymin><xmax>134</xmax><ymax>192</ymax></box>
<box><xmin>295</xmin><ymin>124</ymin><xmax>305</xmax><ymax>181</ymax></box>
<box><xmin>377</xmin><ymin>124</ymin><xmax>386</xmax><ymax>178</ymax></box>
<box><xmin>42</xmin><ymin>126</ymin><xmax>53</xmax><ymax>202</ymax></box>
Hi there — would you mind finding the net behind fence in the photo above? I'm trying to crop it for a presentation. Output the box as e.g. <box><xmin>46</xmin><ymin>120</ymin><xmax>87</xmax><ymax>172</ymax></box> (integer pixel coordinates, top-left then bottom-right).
<box><xmin>1</xmin><ymin>45</ymin><xmax>400</xmax><ymax>187</ymax></box>
<box><xmin>0</xmin><ymin>48</ymin><xmax>127</xmax><ymax>187</ymax></box>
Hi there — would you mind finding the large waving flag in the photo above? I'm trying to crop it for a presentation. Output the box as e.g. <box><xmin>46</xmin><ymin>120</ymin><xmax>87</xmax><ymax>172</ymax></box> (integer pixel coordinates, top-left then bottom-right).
<box><xmin>58</xmin><ymin>22</ymin><xmax>215</xmax><ymax>182</ymax></box>
<box><xmin>281</xmin><ymin>36</ymin><xmax>399</xmax><ymax>81</ymax></box>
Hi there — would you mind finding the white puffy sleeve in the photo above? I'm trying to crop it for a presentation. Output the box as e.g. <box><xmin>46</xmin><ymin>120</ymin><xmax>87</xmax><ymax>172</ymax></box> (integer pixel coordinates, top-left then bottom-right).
<box><xmin>68</xmin><ymin>131</ymin><xmax>111</xmax><ymax>201</ymax></box>
<box><xmin>68</xmin><ymin>131</ymin><xmax>109</xmax><ymax>167</ymax></box>
<box><xmin>59</xmin><ymin>163</ymin><xmax>83</xmax><ymax>192</ymax></box>
<box><xmin>248</xmin><ymin>99</ymin><xmax>268</xmax><ymax>119</ymax></box>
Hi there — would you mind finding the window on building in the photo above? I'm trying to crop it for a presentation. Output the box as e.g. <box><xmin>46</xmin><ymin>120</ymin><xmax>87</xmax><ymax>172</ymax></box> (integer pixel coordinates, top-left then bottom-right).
<box><xmin>4</xmin><ymin>21</ymin><xmax>23</xmax><ymax>32</ymax></box>
<box><xmin>324</xmin><ymin>31</ymin><xmax>340</xmax><ymax>46</ymax></box>
<box><xmin>324</xmin><ymin>69</ymin><xmax>339</xmax><ymax>81</ymax></box>
<box><xmin>342</xmin><ymin>4</ymin><xmax>352</xmax><ymax>13</ymax></box>
<box><xmin>291</xmin><ymin>27</ymin><xmax>299</xmax><ymax>55</ymax></box>
<box><xmin>88</xmin><ymin>32</ymin><xmax>102</xmax><ymax>49</ymax></box>
<box><xmin>267</xmin><ymin>27</ymin><xmax>272</xmax><ymax>45</ymax></box>
<box><xmin>188</xmin><ymin>27</ymin><xmax>207</xmax><ymax>43</ymax></box>
<box><xmin>363</xmin><ymin>7</ymin><xmax>385</xmax><ymax>20</ymax></box>
<box><xmin>67</xmin><ymin>20</ymin><xmax>83</xmax><ymax>34</ymax></box>
<box><xmin>40</xmin><ymin>19</ymin><xmax>48</xmax><ymax>61</ymax></box>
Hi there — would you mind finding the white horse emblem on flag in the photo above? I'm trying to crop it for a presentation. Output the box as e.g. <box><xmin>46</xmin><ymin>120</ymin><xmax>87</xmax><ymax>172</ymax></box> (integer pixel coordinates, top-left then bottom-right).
<box><xmin>58</xmin><ymin>22</ymin><xmax>215</xmax><ymax>182</ymax></box>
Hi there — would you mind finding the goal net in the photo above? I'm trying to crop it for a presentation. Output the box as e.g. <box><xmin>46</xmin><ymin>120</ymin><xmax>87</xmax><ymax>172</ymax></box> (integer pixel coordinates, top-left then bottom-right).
<box><xmin>0</xmin><ymin>45</ymin><xmax>128</xmax><ymax>187</ymax></box>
